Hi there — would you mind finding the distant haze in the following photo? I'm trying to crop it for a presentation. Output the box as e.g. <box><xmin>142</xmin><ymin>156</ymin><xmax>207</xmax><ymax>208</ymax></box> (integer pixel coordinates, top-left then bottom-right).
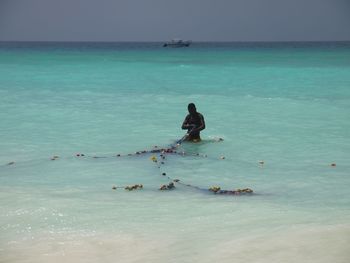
<box><xmin>1</xmin><ymin>0</ymin><xmax>350</xmax><ymax>42</ymax></box>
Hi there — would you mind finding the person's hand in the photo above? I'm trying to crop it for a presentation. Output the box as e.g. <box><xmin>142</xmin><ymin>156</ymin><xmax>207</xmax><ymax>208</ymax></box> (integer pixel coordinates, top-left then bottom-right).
<box><xmin>188</xmin><ymin>129</ymin><xmax>196</xmax><ymax>135</ymax></box>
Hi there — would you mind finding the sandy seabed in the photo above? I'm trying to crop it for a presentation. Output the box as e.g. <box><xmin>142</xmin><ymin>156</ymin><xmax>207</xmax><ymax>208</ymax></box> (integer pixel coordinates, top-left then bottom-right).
<box><xmin>1</xmin><ymin>224</ymin><xmax>349</xmax><ymax>263</ymax></box>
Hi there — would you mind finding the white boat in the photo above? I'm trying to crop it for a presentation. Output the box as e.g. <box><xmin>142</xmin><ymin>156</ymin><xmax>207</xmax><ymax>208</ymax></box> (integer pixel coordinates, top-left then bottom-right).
<box><xmin>163</xmin><ymin>39</ymin><xmax>191</xmax><ymax>47</ymax></box>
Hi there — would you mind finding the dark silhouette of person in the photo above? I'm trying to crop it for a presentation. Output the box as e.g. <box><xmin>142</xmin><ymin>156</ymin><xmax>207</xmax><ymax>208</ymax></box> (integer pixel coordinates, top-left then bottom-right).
<box><xmin>181</xmin><ymin>103</ymin><xmax>205</xmax><ymax>142</ymax></box>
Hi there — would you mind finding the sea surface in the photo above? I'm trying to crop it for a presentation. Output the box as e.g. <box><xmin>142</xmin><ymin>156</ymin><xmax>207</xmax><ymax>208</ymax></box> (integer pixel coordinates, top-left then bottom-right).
<box><xmin>0</xmin><ymin>42</ymin><xmax>349</xmax><ymax>263</ymax></box>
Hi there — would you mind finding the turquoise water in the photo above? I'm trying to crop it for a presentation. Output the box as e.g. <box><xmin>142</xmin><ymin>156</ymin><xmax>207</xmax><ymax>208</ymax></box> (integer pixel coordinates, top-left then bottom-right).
<box><xmin>1</xmin><ymin>42</ymin><xmax>350</xmax><ymax>262</ymax></box>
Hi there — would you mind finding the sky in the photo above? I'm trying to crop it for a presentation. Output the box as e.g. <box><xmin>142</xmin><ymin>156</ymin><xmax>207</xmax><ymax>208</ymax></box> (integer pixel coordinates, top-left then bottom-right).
<box><xmin>0</xmin><ymin>0</ymin><xmax>350</xmax><ymax>42</ymax></box>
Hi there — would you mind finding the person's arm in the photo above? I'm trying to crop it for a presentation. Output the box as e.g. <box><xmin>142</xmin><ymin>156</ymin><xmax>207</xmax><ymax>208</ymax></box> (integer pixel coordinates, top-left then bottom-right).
<box><xmin>181</xmin><ymin>115</ymin><xmax>194</xmax><ymax>130</ymax></box>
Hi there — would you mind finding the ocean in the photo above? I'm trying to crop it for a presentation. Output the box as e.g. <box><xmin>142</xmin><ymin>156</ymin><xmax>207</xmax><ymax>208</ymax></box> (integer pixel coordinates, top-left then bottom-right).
<box><xmin>0</xmin><ymin>42</ymin><xmax>349</xmax><ymax>262</ymax></box>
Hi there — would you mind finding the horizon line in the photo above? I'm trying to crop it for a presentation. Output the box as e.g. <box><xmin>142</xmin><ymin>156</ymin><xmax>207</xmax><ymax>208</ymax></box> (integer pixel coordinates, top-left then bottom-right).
<box><xmin>1</xmin><ymin>40</ymin><xmax>350</xmax><ymax>43</ymax></box>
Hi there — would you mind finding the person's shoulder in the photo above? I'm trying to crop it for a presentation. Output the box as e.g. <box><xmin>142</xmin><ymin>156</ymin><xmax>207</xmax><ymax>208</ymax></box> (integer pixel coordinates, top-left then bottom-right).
<box><xmin>197</xmin><ymin>112</ymin><xmax>204</xmax><ymax>117</ymax></box>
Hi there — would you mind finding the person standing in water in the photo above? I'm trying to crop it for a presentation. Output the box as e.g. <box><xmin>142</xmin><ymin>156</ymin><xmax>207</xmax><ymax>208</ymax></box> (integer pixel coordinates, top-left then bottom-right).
<box><xmin>181</xmin><ymin>103</ymin><xmax>205</xmax><ymax>142</ymax></box>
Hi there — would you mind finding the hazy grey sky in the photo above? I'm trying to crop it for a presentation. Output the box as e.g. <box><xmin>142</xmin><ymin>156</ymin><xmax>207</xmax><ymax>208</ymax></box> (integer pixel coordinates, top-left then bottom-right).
<box><xmin>1</xmin><ymin>0</ymin><xmax>350</xmax><ymax>41</ymax></box>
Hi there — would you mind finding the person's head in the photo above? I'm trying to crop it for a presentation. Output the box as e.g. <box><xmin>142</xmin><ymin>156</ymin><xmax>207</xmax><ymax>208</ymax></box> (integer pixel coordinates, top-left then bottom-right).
<box><xmin>188</xmin><ymin>103</ymin><xmax>197</xmax><ymax>114</ymax></box>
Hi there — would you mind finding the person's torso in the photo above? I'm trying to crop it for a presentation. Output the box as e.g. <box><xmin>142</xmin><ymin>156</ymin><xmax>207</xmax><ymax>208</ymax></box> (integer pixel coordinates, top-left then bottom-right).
<box><xmin>187</xmin><ymin>113</ymin><xmax>202</xmax><ymax>127</ymax></box>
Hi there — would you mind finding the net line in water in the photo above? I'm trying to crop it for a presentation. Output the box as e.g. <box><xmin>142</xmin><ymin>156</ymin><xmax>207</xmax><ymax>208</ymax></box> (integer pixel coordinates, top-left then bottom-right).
<box><xmin>0</xmin><ymin>133</ymin><xmax>339</xmax><ymax>195</ymax></box>
<box><xmin>146</xmin><ymin>136</ymin><xmax>253</xmax><ymax>195</ymax></box>
<box><xmin>0</xmin><ymin>134</ymin><xmax>254</xmax><ymax>196</ymax></box>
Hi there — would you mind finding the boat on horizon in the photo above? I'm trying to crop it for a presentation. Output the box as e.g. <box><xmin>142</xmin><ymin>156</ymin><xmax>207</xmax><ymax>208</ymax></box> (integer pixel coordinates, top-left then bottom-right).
<box><xmin>163</xmin><ymin>39</ymin><xmax>191</xmax><ymax>47</ymax></box>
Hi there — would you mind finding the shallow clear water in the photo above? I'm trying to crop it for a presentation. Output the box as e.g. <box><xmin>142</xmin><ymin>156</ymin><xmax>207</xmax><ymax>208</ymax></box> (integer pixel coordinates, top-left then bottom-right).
<box><xmin>1</xmin><ymin>42</ymin><xmax>350</xmax><ymax>262</ymax></box>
